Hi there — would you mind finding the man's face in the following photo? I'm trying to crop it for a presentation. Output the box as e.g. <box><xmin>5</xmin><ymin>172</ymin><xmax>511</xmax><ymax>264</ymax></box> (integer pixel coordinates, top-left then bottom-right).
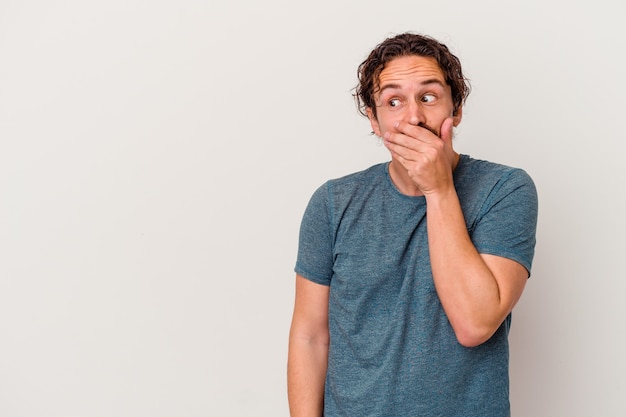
<box><xmin>367</xmin><ymin>55</ymin><xmax>462</xmax><ymax>138</ymax></box>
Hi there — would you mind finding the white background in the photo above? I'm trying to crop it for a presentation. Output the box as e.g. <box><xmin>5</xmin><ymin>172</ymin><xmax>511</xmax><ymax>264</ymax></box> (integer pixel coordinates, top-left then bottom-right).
<box><xmin>1</xmin><ymin>0</ymin><xmax>625</xmax><ymax>416</ymax></box>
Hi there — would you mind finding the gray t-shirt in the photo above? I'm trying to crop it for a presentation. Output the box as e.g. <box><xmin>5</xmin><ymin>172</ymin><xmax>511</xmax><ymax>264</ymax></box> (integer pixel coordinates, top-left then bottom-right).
<box><xmin>295</xmin><ymin>154</ymin><xmax>538</xmax><ymax>417</ymax></box>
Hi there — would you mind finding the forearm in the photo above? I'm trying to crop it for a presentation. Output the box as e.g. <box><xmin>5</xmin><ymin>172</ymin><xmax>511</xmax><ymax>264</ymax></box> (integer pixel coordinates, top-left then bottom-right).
<box><xmin>425</xmin><ymin>188</ymin><xmax>508</xmax><ymax>346</ymax></box>
<box><xmin>287</xmin><ymin>335</ymin><xmax>328</xmax><ymax>417</ymax></box>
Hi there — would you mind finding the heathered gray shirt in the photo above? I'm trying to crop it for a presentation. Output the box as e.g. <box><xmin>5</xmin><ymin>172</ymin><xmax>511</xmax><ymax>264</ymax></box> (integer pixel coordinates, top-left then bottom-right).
<box><xmin>295</xmin><ymin>154</ymin><xmax>538</xmax><ymax>417</ymax></box>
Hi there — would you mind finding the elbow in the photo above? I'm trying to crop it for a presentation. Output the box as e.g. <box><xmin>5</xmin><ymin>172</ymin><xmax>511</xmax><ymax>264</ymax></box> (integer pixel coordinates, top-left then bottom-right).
<box><xmin>452</xmin><ymin>323</ymin><xmax>498</xmax><ymax>348</ymax></box>
<box><xmin>448</xmin><ymin>307</ymin><xmax>511</xmax><ymax>347</ymax></box>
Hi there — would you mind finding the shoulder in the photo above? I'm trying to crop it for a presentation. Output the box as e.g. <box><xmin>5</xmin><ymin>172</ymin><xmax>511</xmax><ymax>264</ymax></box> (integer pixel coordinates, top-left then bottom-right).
<box><xmin>455</xmin><ymin>155</ymin><xmax>538</xmax><ymax>226</ymax></box>
<box><xmin>303</xmin><ymin>162</ymin><xmax>388</xmax><ymax>213</ymax></box>
<box><xmin>458</xmin><ymin>154</ymin><xmax>532</xmax><ymax>179</ymax></box>
<box><xmin>311</xmin><ymin>162</ymin><xmax>389</xmax><ymax>200</ymax></box>
<box><xmin>456</xmin><ymin>155</ymin><xmax>536</xmax><ymax>196</ymax></box>
<box><xmin>328</xmin><ymin>162</ymin><xmax>388</xmax><ymax>187</ymax></box>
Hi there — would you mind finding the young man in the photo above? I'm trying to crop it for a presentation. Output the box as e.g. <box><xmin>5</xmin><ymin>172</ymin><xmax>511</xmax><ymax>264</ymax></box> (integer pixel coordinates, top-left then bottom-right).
<box><xmin>288</xmin><ymin>32</ymin><xmax>538</xmax><ymax>417</ymax></box>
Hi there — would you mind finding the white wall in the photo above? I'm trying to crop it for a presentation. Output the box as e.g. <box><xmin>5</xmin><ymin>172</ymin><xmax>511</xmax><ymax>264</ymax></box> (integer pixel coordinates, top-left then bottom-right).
<box><xmin>1</xmin><ymin>0</ymin><xmax>624</xmax><ymax>416</ymax></box>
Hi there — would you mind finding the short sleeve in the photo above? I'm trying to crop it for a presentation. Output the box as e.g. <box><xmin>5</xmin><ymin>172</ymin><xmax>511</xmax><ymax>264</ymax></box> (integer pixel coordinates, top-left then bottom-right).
<box><xmin>471</xmin><ymin>169</ymin><xmax>538</xmax><ymax>275</ymax></box>
<box><xmin>294</xmin><ymin>182</ymin><xmax>334</xmax><ymax>285</ymax></box>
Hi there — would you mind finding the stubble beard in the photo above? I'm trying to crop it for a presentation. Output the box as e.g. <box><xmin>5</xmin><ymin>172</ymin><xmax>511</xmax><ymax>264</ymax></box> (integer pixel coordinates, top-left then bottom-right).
<box><xmin>418</xmin><ymin>122</ymin><xmax>440</xmax><ymax>138</ymax></box>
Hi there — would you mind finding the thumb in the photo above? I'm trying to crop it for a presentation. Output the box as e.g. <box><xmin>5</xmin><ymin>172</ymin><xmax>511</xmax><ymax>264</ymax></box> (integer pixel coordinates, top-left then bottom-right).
<box><xmin>440</xmin><ymin>117</ymin><xmax>455</xmax><ymax>143</ymax></box>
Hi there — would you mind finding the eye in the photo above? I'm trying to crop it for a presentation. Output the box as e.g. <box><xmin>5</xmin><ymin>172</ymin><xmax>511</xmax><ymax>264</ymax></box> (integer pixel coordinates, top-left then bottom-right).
<box><xmin>389</xmin><ymin>98</ymin><xmax>402</xmax><ymax>107</ymax></box>
<box><xmin>421</xmin><ymin>94</ymin><xmax>436</xmax><ymax>103</ymax></box>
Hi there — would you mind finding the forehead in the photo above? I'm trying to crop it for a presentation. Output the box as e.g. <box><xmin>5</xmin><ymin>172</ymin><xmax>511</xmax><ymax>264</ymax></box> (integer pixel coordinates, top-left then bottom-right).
<box><xmin>377</xmin><ymin>55</ymin><xmax>446</xmax><ymax>88</ymax></box>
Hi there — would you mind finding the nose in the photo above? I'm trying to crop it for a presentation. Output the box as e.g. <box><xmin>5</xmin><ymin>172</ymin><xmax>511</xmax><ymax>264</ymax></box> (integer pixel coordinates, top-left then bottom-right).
<box><xmin>406</xmin><ymin>101</ymin><xmax>424</xmax><ymax>126</ymax></box>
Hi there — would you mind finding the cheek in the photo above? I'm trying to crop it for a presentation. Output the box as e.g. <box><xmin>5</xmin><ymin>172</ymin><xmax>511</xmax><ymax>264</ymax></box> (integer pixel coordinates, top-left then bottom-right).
<box><xmin>381</xmin><ymin>122</ymin><xmax>396</xmax><ymax>134</ymax></box>
<box><xmin>376</xmin><ymin>114</ymin><xmax>401</xmax><ymax>134</ymax></box>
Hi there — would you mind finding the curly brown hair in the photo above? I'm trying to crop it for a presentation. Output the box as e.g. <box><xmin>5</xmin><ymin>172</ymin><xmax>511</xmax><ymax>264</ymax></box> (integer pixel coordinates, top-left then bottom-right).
<box><xmin>354</xmin><ymin>32</ymin><xmax>471</xmax><ymax>119</ymax></box>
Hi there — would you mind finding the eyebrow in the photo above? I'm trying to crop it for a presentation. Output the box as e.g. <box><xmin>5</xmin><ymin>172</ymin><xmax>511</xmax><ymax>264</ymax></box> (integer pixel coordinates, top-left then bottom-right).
<box><xmin>378</xmin><ymin>79</ymin><xmax>446</xmax><ymax>94</ymax></box>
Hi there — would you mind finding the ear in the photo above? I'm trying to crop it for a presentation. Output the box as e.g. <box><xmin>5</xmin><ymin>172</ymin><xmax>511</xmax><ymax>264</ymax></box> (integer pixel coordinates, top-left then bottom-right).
<box><xmin>366</xmin><ymin>107</ymin><xmax>382</xmax><ymax>136</ymax></box>
<box><xmin>452</xmin><ymin>106</ymin><xmax>463</xmax><ymax>127</ymax></box>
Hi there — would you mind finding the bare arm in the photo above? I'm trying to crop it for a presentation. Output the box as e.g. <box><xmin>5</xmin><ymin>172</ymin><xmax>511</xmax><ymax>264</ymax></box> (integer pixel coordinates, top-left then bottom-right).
<box><xmin>425</xmin><ymin>188</ymin><xmax>528</xmax><ymax>347</ymax></box>
<box><xmin>287</xmin><ymin>274</ymin><xmax>330</xmax><ymax>416</ymax></box>
<box><xmin>384</xmin><ymin>118</ymin><xmax>528</xmax><ymax>347</ymax></box>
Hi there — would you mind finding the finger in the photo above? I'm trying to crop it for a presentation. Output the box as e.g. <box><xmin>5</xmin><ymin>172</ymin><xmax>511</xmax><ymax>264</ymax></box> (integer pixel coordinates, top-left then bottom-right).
<box><xmin>395</xmin><ymin>121</ymin><xmax>439</xmax><ymax>143</ymax></box>
<box><xmin>440</xmin><ymin>117</ymin><xmax>455</xmax><ymax>143</ymax></box>
<box><xmin>384</xmin><ymin>129</ymin><xmax>427</xmax><ymax>152</ymax></box>
<box><xmin>394</xmin><ymin>122</ymin><xmax>422</xmax><ymax>140</ymax></box>
<box><xmin>384</xmin><ymin>138</ymin><xmax>415</xmax><ymax>161</ymax></box>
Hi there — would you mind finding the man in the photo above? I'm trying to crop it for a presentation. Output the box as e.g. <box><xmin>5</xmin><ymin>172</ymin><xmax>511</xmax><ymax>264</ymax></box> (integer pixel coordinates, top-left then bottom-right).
<box><xmin>288</xmin><ymin>32</ymin><xmax>538</xmax><ymax>416</ymax></box>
